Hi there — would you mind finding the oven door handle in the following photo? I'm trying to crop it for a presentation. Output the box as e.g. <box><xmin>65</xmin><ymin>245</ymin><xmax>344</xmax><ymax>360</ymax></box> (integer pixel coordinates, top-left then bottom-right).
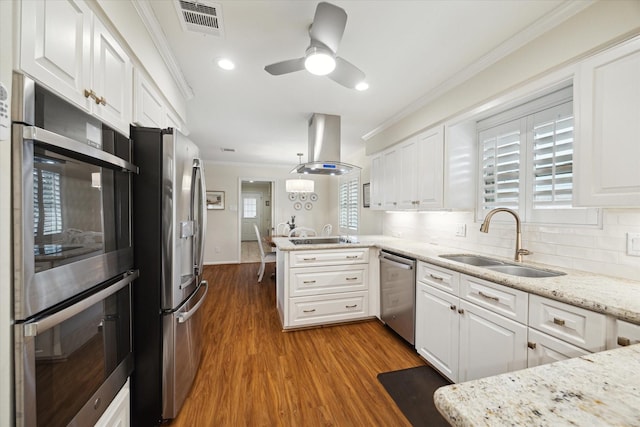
<box><xmin>23</xmin><ymin>270</ymin><xmax>139</xmax><ymax>337</ymax></box>
<box><xmin>176</xmin><ymin>280</ymin><xmax>208</xmax><ymax>324</ymax></box>
<box><xmin>20</xmin><ymin>124</ymin><xmax>139</xmax><ymax>173</ymax></box>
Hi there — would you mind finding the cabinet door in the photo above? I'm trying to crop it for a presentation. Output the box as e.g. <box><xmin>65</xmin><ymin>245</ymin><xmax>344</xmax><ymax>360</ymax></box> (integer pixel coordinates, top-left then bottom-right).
<box><xmin>458</xmin><ymin>300</ymin><xmax>527</xmax><ymax>382</ymax></box>
<box><xmin>397</xmin><ymin>136</ymin><xmax>418</xmax><ymax>209</ymax></box>
<box><xmin>370</xmin><ymin>153</ymin><xmax>384</xmax><ymax>210</ymax></box>
<box><xmin>382</xmin><ymin>147</ymin><xmax>399</xmax><ymax>210</ymax></box>
<box><xmin>416</xmin><ymin>282</ymin><xmax>459</xmax><ymax>382</ymax></box>
<box><xmin>416</xmin><ymin>126</ymin><xmax>444</xmax><ymax>208</ymax></box>
<box><xmin>612</xmin><ymin>319</ymin><xmax>640</xmax><ymax>349</ymax></box>
<box><xmin>92</xmin><ymin>17</ymin><xmax>133</xmax><ymax>134</ymax></box>
<box><xmin>133</xmin><ymin>70</ymin><xmax>164</xmax><ymax>128</ymax></box>
<box><xmin>575</xmin><ymin>37</ymin><xmax>640</xmax><ymax>206</ymax></box>
<box><xmin>20</xmin><ymin>0</ymin><xmax>92</xmax><ymax>110</ymax></box>
<box><xmin>527</xmin><ymin>328</ymin><xmax>588</xmax><ymax>368</ymax></box>
<box><xmin>95</xmin><ymin>379</ymin><xmax>130</xmax><ymax>427</ymax></box>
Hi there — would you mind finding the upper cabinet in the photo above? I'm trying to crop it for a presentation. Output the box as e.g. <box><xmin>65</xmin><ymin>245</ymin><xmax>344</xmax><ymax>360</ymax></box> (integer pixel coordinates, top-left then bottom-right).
<box><xmin>369</xmin><ymin>125</ymin><xmax>473</xmax><ymax>211</ymax></box>
<box><xmin>574</xmin><ymin>36</ymin><xmax>640</xmax><ymax>207</ymax></box>
<box><xmin>20</xmin><ymin>0</ymin><xmax>132</xmax><ymax>135</ymax></box>
<box><xmin>133</xmin><ymin>69</ymin><xmax>186</xmax><ymax>132</ymax></box>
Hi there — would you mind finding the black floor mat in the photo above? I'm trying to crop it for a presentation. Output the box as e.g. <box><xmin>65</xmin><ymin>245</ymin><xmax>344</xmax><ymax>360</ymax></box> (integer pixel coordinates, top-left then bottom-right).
<box><xmin>377</xmin><ymin>365</ymin><xmax>452</xmax><ymax>427</ymax></box>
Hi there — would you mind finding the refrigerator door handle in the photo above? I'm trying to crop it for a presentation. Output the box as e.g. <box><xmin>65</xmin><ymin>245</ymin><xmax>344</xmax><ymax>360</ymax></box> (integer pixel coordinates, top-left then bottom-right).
<box><xmin>176</xmin><ymin>280</ymin><xmax>208</xmax><ymax>324</ymax></box>
<box><xmin>191</xmin><ymin>158</ymin><xmax>206</xmax><ymax>276</ymax></box>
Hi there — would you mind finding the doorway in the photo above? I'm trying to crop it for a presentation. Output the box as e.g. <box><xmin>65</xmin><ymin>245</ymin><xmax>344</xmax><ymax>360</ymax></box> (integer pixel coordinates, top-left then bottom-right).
<box><xmin>239</xmin><ymin>180</ymin><xmax>273</xmax><ymax>263</ymax></box>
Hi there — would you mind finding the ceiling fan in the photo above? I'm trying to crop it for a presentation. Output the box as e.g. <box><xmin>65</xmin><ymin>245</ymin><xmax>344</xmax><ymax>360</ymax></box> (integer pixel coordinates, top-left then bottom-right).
<box><xmin>264</xmin><ymin>2</ymin><xmax>367</xmax><ymax>90</ymax></box>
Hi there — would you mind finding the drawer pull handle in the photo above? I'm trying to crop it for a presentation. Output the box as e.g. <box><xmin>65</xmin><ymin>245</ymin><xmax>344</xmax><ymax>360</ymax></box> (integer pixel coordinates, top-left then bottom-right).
<box><xmin>449</xmin><ymin>305</ymin><xmax>456</xmax><ymax>311</ymax></box>
<box><xmin>345</xmin><ymin>304</ymin><xmax>358</xmax><ymax>308</ymax></box>
<box><xmin>527</xmin><ymin>341</ymin><xmax>537</xmax><ymax>350</ymax></box>
<box><xmin>346</xmin><ymin>255</ymin><xmax>359</xmax><ymax>259</ymax></box>
<box><xmin>429</xmin><ymin>274</ymin><xmax>444</xmax><ymax>281</ymax></box>
<box><xmin>478</xmin><ymin>291</ymin><xmax>499</xmax><ymax>302</ymax></box>
<box><xmin>303</xmin><ymin>280</ymin><xmax>316</xmax><ymax>284</ymax></box>
<box><xmin>345</xmin><ymin>277</ymin><xmax>358</xmax><ymax>281</ymax></box>
<box><xmin>302</xmin><ymin>257</ymin><xmax>317</xmax><ymax>261</ymax></box>
<box><xmin>618</xmin><ymin>336</ymin><xmax>631</xmax><ymax>347</ymax></box>
<box><xmin>303</xmin><ymin>309</ymin><xmax>316</xmax><ymax>313</ymax></box>
<box><xmin>553</xmin><ymin>317</ymin><xmax>566</xmax><ymax>326</ymax></box>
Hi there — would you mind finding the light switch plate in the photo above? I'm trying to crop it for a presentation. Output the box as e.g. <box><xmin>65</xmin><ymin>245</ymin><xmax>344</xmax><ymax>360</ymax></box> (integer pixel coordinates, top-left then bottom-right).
<box><xmin>627</xmin><ymin>232</ymin><xmax>640</xmax><ymax>257</ymax></box>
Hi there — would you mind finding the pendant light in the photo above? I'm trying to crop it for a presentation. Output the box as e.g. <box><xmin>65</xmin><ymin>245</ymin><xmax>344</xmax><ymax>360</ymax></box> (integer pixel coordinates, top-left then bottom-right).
<box><xmin>286</xmin><ymin>153</ymin><xmax>315</xmax><ymax>193</ymax></box>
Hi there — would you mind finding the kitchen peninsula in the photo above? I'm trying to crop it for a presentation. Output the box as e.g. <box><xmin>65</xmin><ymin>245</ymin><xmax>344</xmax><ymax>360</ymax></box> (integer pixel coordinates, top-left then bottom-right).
<box><xmin>273</xmin><ymin>235</ymin><xmax>640</xmax><ymax>426</ymax></box>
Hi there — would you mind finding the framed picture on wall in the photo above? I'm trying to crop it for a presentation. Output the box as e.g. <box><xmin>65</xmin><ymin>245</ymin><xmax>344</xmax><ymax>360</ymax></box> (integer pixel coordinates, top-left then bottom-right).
<box><xmin>207</xmin><ymin>191</ymin><xmax>225</xmax><ymax>210</ymax></box>
<box><xmin>363</xmin><ymin>183</ymin><xmax>370</xmax><ymax>208</ymax></box>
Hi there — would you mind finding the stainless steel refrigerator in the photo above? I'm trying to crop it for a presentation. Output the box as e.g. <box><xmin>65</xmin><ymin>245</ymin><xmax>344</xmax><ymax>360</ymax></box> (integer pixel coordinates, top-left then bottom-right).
<box><xmin>130</xmin><ymin>126</ymin><xmax>208</xmax><ymax>426</ymax></box>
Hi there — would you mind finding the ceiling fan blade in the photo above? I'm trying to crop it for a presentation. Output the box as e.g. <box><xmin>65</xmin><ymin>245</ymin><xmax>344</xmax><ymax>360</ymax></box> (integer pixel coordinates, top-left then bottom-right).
<box><xmin>264</xmin><ymin>58</ymin><xmax>306</xmax><ymax>75</ymax></box>
<box><xmin>327</xmin><ymin>57</ymin><xmax>365</xmax><ymax>89</ymax></box>
<box><xmin>309</xmin><ymin>2</ymin><xmax>347</xmax><ymax>53</ymax></box>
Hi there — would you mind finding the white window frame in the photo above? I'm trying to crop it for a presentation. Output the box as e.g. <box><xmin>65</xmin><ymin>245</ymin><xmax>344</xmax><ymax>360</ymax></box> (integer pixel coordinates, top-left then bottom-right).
<box><xmin>476</xmin><ymin>85</ymin><xmax>599</xmax><ymax>226</ymax></box>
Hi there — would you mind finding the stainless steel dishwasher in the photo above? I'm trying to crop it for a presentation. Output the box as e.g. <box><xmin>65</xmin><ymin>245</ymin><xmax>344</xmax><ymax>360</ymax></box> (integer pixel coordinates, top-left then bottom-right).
<box><xmin>379</xmin><ymin>250</ymin><xmax>416</xmax><ymax>345</ymax></box>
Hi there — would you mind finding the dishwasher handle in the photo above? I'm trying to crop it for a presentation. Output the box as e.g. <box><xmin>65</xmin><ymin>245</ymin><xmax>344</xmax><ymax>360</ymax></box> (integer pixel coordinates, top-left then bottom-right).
<box><xmin>379</xmin><ymin>254</ymin><xmax>414</xmax><ymax>270</ymax></box>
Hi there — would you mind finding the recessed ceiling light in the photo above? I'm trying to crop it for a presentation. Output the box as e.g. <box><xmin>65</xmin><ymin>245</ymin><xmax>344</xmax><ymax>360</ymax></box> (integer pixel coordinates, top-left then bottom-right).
<box><xmin>217</xmin><ymin>58</ymin><xmax>235</xmax><ymax>70</ymax></box>
<box><xmin>355</xmin><ymin>81</ymin><xmax>369</xmax><ymax>91</ymax></box>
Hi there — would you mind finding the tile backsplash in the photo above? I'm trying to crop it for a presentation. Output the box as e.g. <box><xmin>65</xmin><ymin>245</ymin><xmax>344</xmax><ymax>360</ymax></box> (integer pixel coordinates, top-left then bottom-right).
<box><xmin>382</xmin><ymin>209</ymin><xmax>640</xmax><ymax>281</ymax></box>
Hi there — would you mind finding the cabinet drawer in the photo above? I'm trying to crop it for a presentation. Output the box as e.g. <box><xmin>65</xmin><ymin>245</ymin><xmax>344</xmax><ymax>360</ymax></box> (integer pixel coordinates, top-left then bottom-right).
<box><xmin>417</xmin><ymin>262</ymin><xmax>459</xmax><ymax>295</ymax></box>
<box><xmin>288</xmin><ymin>292</ymin><xmax>369</xmax><ymax>327</ymax></box>
<box><xmin>460</xmin><ymin>275</ymin><xmax>528</xmax><ymax>323</ymax></box>
<box><xmin>290</xmin><ymin>265</ymin><xmax>367</xmax><ymax>297</ymax></box>
<box><xmin>290</xmin><ymin>248</ymin><xmax>369</xmax><ymax>267</ymax></box>
<box><xmin>529</xmin><ymin>294</ymin><xmax>606</xmax><ymax>352</ymax></box>
<box><xmin>527</xmin><ymin>328</ymin><xmax>589</xmax><ymax>368</ymax></box>
<box><xmin>613</xmin><ymin>319</ymin><xmax>640</xmax><ymax>348</ymax></box>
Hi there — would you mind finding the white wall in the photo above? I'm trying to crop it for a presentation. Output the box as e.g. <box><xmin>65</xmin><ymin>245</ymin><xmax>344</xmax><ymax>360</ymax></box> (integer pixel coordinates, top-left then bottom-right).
<box><xmin>0</xmin><ymin>1</ymin><xmax>13</xmax><ymax>424</ymax></box>
<box><xmin>203</xmin><ymin>162</ymin><xmax>339</xmax><ymax>264</ymax></box>
<box><xmin>343</xmin><ymin>147</ymin><xmax>383</xmax><ymax>235</ymax></box>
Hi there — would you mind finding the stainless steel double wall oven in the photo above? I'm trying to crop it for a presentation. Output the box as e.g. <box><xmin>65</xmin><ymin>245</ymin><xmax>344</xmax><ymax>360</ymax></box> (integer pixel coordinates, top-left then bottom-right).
<box><xmin>11</xmin><ymin>74</ymin><xmax>138</xmax><ymax>427</ymax></box>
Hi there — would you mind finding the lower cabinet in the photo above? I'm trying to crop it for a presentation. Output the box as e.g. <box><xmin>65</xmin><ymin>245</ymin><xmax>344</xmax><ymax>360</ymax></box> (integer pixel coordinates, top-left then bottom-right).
<box><xmin>95</xmin><ymin>378</ymin><xmax>130</xmax><ymax>427</ymax></box>
<box><xmin>612</xmin><ymin>319</ymin><xmax>640</xmax><ymax>349</ymax></box>
<box><xmin>527</xmin><ymin>328</ymin><xmax>589</xmax><ymax>367</ymax></box>
<box><xmin>278</xmin><ymin>248</ymin><xmax>371</xmax><ymax>329</ymax></box>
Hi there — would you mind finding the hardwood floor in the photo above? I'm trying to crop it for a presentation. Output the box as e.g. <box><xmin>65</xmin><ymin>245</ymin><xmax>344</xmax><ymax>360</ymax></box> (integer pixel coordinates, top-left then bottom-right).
<box><xmin>170</xmin><ymin>263</ymin><xmax>426</xmax><ymax>426</ymax></box>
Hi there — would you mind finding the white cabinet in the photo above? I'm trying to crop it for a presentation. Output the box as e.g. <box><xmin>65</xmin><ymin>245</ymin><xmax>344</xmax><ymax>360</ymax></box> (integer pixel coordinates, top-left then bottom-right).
<box><xmin>575</xmin><ymin>36</ymin><xmax>640</xmax><ymax>207</ymax></box>
<box><xmin>20</xmin><ymin>0</ymin><xmax>132</xmax><ymax>135</ymax></box>
<box><xmin>415</xmin><ymin>262</ymin><xmax>527</xmax><ymax>383</ymax></box>
<box><xmin>279</xmin><ymin>248</ymin><xmax>370</xmax><ymax>329</ymax></box>
<box><xmin>95</xmin><ymin>379</ymin><xmax>130</xmax><ymax>427</ymax></box>
<box><xmin>133</xmin><ymin>69</ymin><xmax>186</xmax><ymax>132</ymax></box>
<box><xmin>527</xmin><ymin>328</ymin><xmax>588</xmax><ymax>368</ymax></box>
<box><xmin>397</xmin><ymin>136</ymin><xmax>419</xmax><ymax>209</ymax></box>
<box><xmin>369</xmin><ymin>153</ymin><xmax>384</xmax><ymax>210</ymax></box>
<box><xmin>382</xmin><ymin>147</ymin><xmax>400</xmax><ymax>210</ymax></box>
<box><xmin>610</xmin><ymin>319</ymin><xmax>640</xmax><ymax>349</ymax></box>
<box><xmin>415</xmin><ymin>127</ymin><xmax>444</xmax><ymax>208</ymax></box>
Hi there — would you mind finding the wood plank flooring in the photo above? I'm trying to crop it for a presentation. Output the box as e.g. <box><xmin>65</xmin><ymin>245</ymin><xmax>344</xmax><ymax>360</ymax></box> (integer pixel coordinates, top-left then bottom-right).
<box><xmin>170</xmin><ymin>263</ymin><xmax>426</xmax><ymax>427</ymax></box>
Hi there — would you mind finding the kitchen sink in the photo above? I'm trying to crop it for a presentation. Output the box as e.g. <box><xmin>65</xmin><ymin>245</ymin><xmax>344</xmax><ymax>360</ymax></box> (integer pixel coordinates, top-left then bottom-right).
<box><xmin>439</xmin><ymin>254</ymin><xmax>505</xmax><ymax>267</ymax></box>
<box><xmin>439</xmin><ymin>254</ymin><xmax>565</xmax><ymax>278</ymax></box>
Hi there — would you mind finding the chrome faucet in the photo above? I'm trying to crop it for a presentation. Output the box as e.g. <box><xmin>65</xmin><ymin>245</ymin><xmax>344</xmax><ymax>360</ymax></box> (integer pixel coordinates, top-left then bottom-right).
<box><xmin>480</xmin><ymin>208</ymin><xmax>531</xmax><ymax>262</ymax></box>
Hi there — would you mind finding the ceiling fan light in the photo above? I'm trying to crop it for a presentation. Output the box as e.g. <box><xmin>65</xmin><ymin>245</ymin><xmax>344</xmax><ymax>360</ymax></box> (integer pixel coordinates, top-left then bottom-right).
<box><xmin>304</xmin><ymin>49</ymin><xmax>336</xmax><ymax>76</ymax></box>
<box><xmin>286</xmin><ymin>178</ymin><xmax>314</xmax><ymax>193</ymax></box>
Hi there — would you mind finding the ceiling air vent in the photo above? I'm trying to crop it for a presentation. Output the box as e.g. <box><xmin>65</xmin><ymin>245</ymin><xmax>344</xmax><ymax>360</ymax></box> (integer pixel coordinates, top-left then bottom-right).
<box><xmin>174</xmin><ymin>0</ymin><xmax>224</xmax><ymax>36</ymax></box>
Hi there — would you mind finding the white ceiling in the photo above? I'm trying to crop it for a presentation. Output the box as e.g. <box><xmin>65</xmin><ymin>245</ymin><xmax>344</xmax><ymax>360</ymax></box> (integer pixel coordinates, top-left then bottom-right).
<box><xmin>146</xmin><ymin>0</ymin><xmax>585</xmax><ymax>167</ymax></box>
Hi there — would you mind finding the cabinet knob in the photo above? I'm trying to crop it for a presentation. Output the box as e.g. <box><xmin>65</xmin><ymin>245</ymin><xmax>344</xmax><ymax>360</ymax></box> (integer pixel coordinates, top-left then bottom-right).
<box><xmin>95</xmin><ymin>96</ymin><xmax>107</xmax><ymax>106</ymax></box>
<box><xmin>527</xmin><ymin>341</ymin><xmax>537</xmax><ymax>349</ymax></box>
<box><xmin>449</xmin><ymin>305</ymin><xmax>456</xmax><ymax>311</ymax></box>
<box><xmin>457</xmin><ymin>308</ymin><xmax>464</xmax><ymax>314</ymax></box>
<box><xmin>84</xmin><ymin>89</ymin><xmax>97</xmax><ymax>100</ymax></box>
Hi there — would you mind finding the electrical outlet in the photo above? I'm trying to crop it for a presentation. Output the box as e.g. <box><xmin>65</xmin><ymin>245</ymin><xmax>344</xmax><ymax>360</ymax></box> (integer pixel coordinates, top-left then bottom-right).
<box><xmin>455</xmin><ymin>223</ymin><xmax>466</xmax><ymax>237</ymax></box>
<box><xmin>627</xmin><ymin>232</ymin><xmax>640</xmax><ymax>257</ymax></box>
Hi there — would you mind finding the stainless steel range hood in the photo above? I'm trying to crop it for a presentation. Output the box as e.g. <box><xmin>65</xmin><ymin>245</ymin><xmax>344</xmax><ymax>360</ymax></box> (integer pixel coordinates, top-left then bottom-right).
<box><xmin>290</xmin><ymin>114</ymin><xmax>360</xmax><ymax>176</ymax></box>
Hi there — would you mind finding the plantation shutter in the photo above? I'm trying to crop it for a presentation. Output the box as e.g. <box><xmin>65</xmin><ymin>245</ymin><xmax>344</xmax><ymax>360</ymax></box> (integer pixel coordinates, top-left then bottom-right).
<box><xmin>339</xmin><ymin>176</ymin><xmax>359</xmax><ymax>231</ymax></box>
<box><xmin>478</xmin><ymin>121</ymin><xmax>522</xmax><ymax>213</ymax></box>
<box><xmin>34</xmin><ymin>168</ymin><xmax>63</xmax><ymax>235</ymax></box>
<box><xmin>531</xmin><ymin>101</ymin><xmax>574</xmax><ymax>209</ymax></box>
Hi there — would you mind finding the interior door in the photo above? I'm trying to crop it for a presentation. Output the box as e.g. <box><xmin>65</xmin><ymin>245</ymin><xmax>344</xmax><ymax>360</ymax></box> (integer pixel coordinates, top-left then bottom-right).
<box><xmin>241</xmin><ymin>192</ymin><xmax>261</xmax><ymax>241</ymax></box>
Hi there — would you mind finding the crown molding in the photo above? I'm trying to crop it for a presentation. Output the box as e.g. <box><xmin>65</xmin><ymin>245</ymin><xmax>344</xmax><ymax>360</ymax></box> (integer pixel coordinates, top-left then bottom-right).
<box><xmin>132</xmin><ymin>0</ymin><xmax>195</xmax><ymax>100</ymax></box>
<box><xmin>362</xmin><ymin>0</ymin><xmax>594</xmax><ymax>141</ymax></box>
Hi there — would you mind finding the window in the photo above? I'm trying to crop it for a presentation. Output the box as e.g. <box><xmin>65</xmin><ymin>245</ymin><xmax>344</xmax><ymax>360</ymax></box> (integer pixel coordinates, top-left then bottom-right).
<box><xmin>243</xmin><ymin>197</ymin><xmax>257</xmax><ymax>219</ymax></box>
<box><xmin>477</xmin><ymin>86</ymin><xmax>598</xmax><ymax>225</ymax></box>
<box><xmin>339</xmin><ymin>175</ymin><xmax>359</xmax><ymax>232</ymax></box>
<box><xmin>33</xmin><ymin>168</ymin><xmax>62</xmax><ymax>236</ymax></box>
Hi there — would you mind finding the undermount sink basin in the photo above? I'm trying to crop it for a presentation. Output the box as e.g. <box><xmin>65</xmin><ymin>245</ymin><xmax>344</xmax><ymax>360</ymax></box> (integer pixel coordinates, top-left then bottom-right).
<box><xmin>439</xmin><ymin>254</ymin><xmax>565</xmax><ymax>278</ymax></box>
<box><xmin>439</xmin><ymin>254</ymin><xmax>505</xmax><ymax>267</ymax></box>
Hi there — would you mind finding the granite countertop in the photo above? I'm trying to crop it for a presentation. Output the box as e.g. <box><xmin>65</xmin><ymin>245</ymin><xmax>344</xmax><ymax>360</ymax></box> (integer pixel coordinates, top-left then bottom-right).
<box><xmin>433</xmin><ymin>344</ymin><xmax>640</xmax><ymax>427</ymax></box>
<box><xmin>273</xmin><ymin>235</ymin><xmax>640</xmax><ymax>324</ymax></box>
